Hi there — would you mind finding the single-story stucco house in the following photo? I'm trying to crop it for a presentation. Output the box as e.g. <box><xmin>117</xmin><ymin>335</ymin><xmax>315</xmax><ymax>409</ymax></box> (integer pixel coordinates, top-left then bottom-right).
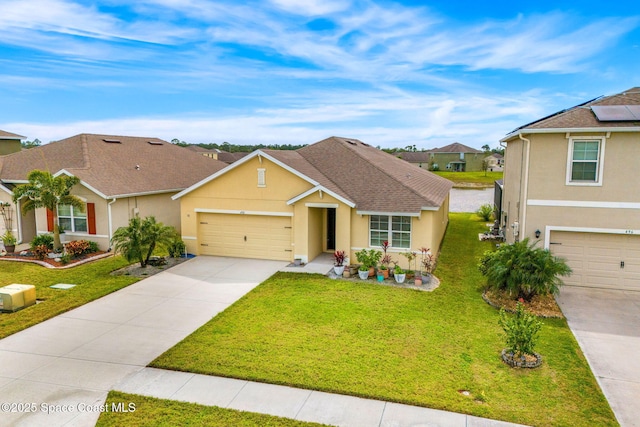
<box><xmin>0</xmin><ymin>133</ymin><xmax>226</xmax><ymax>250</ymax></box>
<box><xmin>174</xmin><ymin>136</ymin><xmax>453</xmax><ymax>267</ymax></box>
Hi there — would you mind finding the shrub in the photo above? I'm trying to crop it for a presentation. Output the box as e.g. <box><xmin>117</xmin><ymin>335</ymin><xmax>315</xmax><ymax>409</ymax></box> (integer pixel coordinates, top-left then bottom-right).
<box><xmin>87</xmin><ymin>240</ymin><xmax>100</xmax><ymax>253</ymax></box>
<box><xmin>355</xmin><ymin>249</ymin><xmax>382</xmax><ymax>269</ymax></box>
<box><xmin>478</xmin><ymin>238</ymin><xmax>572</xmax><ymax>301</ymax></box>
<box><xmin>32</xmin><ymin>244</ymin><xmax>50</xmax><ymax>260</ymax></box>
<box><xmin>167</xmin><ymin>238</ymin><xmax>186</xmax><ymax>258</ymax></box>
<box><xmin>64</xmin><ymin>240</ymin><xmax>91</xmax><ymax>258</ymax></box>
<box><xmin>476</xmin><ymin>204</ymin><xmax>494</xmax><ymax>221</ymax></box>
<box><xmin>59</xmin><ymin>253</ymin><xmax>72</xmax><ymax>265</ymax></box>
<box><xmin>499</xmin><ymin>302</ymin><xmax>543</xmax><ymax>358</ymax></box>
<box><xmin>31</xmin><ymin>234</ymin><xmax>54</xmax><ymax>251</ymax></box>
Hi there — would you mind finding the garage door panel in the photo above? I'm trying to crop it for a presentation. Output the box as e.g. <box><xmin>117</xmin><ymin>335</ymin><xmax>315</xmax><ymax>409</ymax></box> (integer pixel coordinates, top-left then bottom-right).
<box><xmin>198</xmin><ymin>213</ymin><xmax>292</xmax><ymax>261</ymax></box>
<box><xmin>550</xmin><ymin>231</ymin><xmax>640</xmax><ymax>291</ymax></box>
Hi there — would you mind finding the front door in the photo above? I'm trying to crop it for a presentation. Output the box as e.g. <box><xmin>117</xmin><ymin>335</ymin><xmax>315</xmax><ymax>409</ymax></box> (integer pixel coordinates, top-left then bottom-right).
<box><xmin>326</xmin><ymin>208</ymin><xmax>336</xmax><ymax>251</ymax></box>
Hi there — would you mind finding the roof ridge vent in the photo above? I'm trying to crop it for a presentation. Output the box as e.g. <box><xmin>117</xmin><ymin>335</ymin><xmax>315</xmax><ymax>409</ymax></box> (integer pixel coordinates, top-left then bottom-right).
<box><xmin>344</xmin><ymin>140</ymin><xmax>357</xmax><ymax>145</ymax></box>
<box><xmin>147</xmin><ymin>140</ymin><xmax>163</xmax><ymax>145</ymax></box>
<box><xmin>103</xmin><ymin>138</ymin><xmax>121</xmax><ymax>143</ymax></box>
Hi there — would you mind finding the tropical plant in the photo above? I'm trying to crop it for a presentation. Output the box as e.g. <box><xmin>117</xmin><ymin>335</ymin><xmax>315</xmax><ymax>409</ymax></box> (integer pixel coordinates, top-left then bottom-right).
<box><xmin>478</xmin><ymin>238</ymin><xmax>572</xmax><ymax>301</ymax></box>
<box><xmin>32</xmin><ymin>244</ymin><xmax>50</xmax><ymax>260</ymax></box>
<box><xmin>420</xmin><ymin>247</ymin><xmax>434</xmax><ymax>274</ymax></box>
<box><xmin>499</xmin><ymin>302</ymin><xmax>543</xmax><ymax>358</ymax></box>
<box><xmin>1</xmin><ymin>230</ymin><xmax>16</xmax><ymax>245</ymax></box>
<box><xmin>111</xmin><ymin>216</ymin><xmax>178</xmax><ymax>267</ymax></box>
<box><xmin>12</xmin><ymin>170</ymin><xmax>83</xmax><ymax>251</ymax></box>
<box><xmin>401</xmin><ymin>251</ymin><xmax>418</xmax><ymax>274</ymax></box>
<box><xmin>354</xmin><ymin>249</ymin><xmax>382</xmax><ymax>269</ymax></box>
<box><xmin>31</xmin><ymin>234</ymin><xmax>54</xmax><ymax>251</ymax></box>
<box><xmin>333</xmin><ymin>250</ymin><xmax>346</xmax><ymax>267</ymax></box>
<box><xmin>167</xmin><ymin>237</ymin><xmax>186</xmax><ymax>258</ymax></box>
<box><xmin>64</xmin><ymin>240</ymin><xmax>94</xmax><ymax>258</ymax></box>
<box><xmin>394</xmin><ymin>264</ymin><xmax>404</xmax><ymax>275</ymax></box>
<box><xmin>476</xmin><ymin>204</ymin><xmax>494</xmax><ymax>221</ymax></box>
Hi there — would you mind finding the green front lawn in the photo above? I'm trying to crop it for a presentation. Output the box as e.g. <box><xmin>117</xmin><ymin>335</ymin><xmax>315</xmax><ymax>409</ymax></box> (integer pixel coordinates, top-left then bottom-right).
<box><xmin>96</xmin><ymin>392</ymin><xmax>327</xmax><ymax>427</ymax></box>
<box><xmin>151</xmin><ymin>214</ymin><xmax>615</xmax><ymax>426</ymax></box>
<box><xmin>0</xmin><ymin>256</ymin><xmax>138</xmax><ymax>339</ymax></box>
<box><xmin>433</xmin><ymin>171</ymin><xmax>502</xmax><ymax>185</ymax></box>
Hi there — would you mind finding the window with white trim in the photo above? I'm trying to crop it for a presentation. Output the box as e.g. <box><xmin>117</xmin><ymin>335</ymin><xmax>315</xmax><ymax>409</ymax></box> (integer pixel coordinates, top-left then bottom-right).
<box><xmin>58</xmin><ymin>204</ymin><xmax>87</xmax><ymax>232</ymax></box>
<box><xmin>369</xmin><ymin>215</ymin><xmax>411</xmax><ymax>248</ymax></box>
<box><xmin>567</xmin><ymin>138</ymin><xmax>604</xmax><ymax>185</ymax></box>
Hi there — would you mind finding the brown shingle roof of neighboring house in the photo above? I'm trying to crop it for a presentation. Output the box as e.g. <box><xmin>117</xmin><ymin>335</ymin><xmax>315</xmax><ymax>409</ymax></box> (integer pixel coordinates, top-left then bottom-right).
<box><xmin>185</xmin><ymin>145</ymin><xmax>212</xmax><ymax>153</ymax></box>
<box><xmin>395</xmin><ymin>152</ymin><xmax>431</xmax><ymax>163</ymax></box>
<box><xmin>426</xmin><ymin>142</ymin><xmax>483</xmax><ymax>154</ymax></box>
<box><xmin>0</xmin><ymin>130</ymin><xmax>26</xmax><ymax>140</ymax></box>
<box><xmin>505</xmin><ymin>87</ymin><xmax>640</xmax><ymax>139</ymax></box>
<box><xmin>0</xmin><ymin>134</ymin><xmax>227</xmax><ymax>198</ymax></box>
<box><xmin>216</xmin><ymin>151</ymin><xmax>248</xmax><ymax>164</ymax></box>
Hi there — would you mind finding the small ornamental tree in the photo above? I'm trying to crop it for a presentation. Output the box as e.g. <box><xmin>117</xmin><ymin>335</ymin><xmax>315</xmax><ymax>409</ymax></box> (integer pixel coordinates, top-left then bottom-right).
<box><xmin>476</xmin><ymin>204</ymin><xmax>493</xmax><ymax>221</ymax></box>
<box><xmin>111</xmin><ymin>216</ymin><xmax>177</xmax><ymax>267</ymax></box>
<box><xmin>478</xmin><ymin>238</ymin><xmax>572</xmax><ymax>301</ymax></box>
<box><xmin>499</xmin><ymin>302</ymin><xmax>543</xmax><ymax>359</ymax></box>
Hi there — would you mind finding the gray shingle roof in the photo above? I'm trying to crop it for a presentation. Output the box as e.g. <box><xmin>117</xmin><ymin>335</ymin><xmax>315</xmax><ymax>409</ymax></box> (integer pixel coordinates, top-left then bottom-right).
<box><xmin>0</xmin><ymin>134</ymin><xmax>227</xmax><ymax>197</ymax></box>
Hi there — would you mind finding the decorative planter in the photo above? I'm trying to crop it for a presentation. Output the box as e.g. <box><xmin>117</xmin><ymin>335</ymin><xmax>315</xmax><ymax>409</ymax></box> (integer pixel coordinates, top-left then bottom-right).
<box><xmin>379</xmin><ymin>268</ymin><xmax>389</xmax><ymax>279</ymax></box>
<box><xmin>343</xmin><ymin>269</ymin><xmax>351</xmax><ymax>278</ymax></box>
<box><xmin>394</xmin><ymin>273</ymin><xmax>406</xmax><ymax>284</ymax></box>
<box><xmin>348</xmin><ymin>265</ymin><xmax>358</xmax><ymax>275</ymax></box>
<box><xmin>4</xmin><ymin>245</ymin><xmax>15</xmax><ymax>254</ymax></box>
<box><xmin>333</xmin><ymin>265</ymin><xmax>345</xmax><ymax>276</ymax></box>
<box><xmin>501</xmin><ymin>349</ymin><xmax>543</xmax><ymax>369</ymax></box>
<box><xmin>376</xmin><ymin>274</ymin><xmax>384</xmax><ymax>282</ymax></box>
<box><xmin>358</xmin><ymin>270</ymin><xmax>369</xmax><ymax>280</ymax></box>
<box><xmin>414</xmin><ymin>277</ymin><xmax>422</xmax><ymax>286</ymax></box>
<box><xmin>421</xmin><ymin>273</ymin><xmax>431</xmax><ymax>284</ymax></box>
<box><xmin>368</xmin><ymin>267</ymin><xmax>375</xmax><ymax>277</ymax></box>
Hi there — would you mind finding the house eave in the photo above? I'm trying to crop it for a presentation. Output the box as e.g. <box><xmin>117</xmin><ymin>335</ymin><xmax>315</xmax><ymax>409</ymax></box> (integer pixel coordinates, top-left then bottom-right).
<box><xmin>501</xmin><ymin>126</ymin><xmax>640</xmax><ymax>142</ymax></box>
<box><xmin>287</xmin><ymin>185</ymin><xmax>356</xmax><ymax>208</ymax></box>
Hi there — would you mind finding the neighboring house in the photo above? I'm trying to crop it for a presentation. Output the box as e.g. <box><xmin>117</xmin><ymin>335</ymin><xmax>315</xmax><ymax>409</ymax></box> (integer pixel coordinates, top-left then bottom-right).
<box><xmin>396</xmin><ymin>142</ymin><xmax>484</xmax><ymax>171</ymax></box>
<box><xmin>484</xmin><ymin>153</ymin><xmax>504</xmax><ymax>171</ymax></box>
<box><xmin>0</xmin><ymin>134</ymin><xmax>226</xmax><ymax>250</ymax></box>
<box><xmin>500</xmin><ymin>87</ymin><xmax>640</xmax><ymax>291</ymax></box>
<box><xmin>0</xmin><ymin>130</ymin><xmax>25</xmax><ymax>156</ymax></box>
<box><xmin>174</xmin><ymin>136</ymin><xmax>453</xmax><ymax>267</ymax></box>
<box><xmin>185</xmin><ymin>145</ymin><xmax>249</xmax><ymax>164</ymax></box>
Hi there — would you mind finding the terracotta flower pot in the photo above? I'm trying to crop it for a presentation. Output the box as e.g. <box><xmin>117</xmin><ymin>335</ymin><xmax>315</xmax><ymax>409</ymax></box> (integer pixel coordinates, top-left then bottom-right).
<box><xmin>379</xmin><ymin>268</ymin><xmax>389</xmax><ymax>279</ymax></box>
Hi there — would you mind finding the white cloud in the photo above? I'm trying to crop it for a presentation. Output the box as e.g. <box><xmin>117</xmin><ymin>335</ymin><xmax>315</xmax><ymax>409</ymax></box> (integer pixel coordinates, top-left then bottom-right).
<box><xmin>269</xmin><ymin>0</ymin><xmax>350</xmax><ymax>16</ymax></box>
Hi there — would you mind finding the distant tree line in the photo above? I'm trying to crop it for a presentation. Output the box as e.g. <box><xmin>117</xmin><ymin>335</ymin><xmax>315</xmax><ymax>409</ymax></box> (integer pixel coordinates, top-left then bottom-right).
<box><xmin>171</xmin><ymin>138</ymin><xmax>306</xmax><ymax>152</ymax></box>
<box><xmin>21</xmin><ymin>138</ymin><xmax>42</xmax><ymax>149</ymax></box>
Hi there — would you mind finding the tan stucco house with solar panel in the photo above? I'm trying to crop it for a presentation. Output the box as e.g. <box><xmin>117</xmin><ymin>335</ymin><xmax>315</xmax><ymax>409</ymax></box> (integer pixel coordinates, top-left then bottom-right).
<box><xmin>500</xmin><ymin>87</ymin><xmax>640</xmax><ymax>291</ymax></box>
<box><xmin>0</xmin><ymin>134</ymin><xmax>226</xmax><ymax>250</ymax></box>
<box><xmin>174</xmin><ymin>136</ymin><xmax>453</xmax><ymax>267</ymax></box>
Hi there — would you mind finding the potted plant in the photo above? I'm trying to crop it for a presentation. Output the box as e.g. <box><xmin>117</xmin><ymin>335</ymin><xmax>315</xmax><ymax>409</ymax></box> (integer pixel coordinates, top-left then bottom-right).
<box><xmin>333</xmin><ymin>250</ymin><xmax>346</xmax><ymax>276</ymax></box>
<box><xmin>1</xmin><ymin>230</ymin><xmax>16</xmax><ymax>253</ymax></box>
<box><xmin>394</xmin><ymin>265</ymin><xmax>406</xmax><ymax>283</ymax></box>
<box><xmin>355</xmin><ymin>249</ymin><xmax>382</xmax><ymax>277</ymax></box>
<box><xmin>401</xmin><ymin>251</ymin><xmax>418</xmax><ymax>278</ymax></box>
<box><xmin>420</xmin><ymin>247</ymin><xmax>434</xmax><ymax>283</ymax></box>
<box><xmin>358</xmin><ymin>264</ymin><xmax>370</xmax><ymax>280</ymax></box>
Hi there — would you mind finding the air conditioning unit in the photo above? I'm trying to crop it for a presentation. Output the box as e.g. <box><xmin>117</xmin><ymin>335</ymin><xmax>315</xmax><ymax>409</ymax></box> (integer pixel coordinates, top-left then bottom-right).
<box><xmin>0</xmin><ymin>284</ymin><xmax>36</xmax><ymax>312</ymax></box>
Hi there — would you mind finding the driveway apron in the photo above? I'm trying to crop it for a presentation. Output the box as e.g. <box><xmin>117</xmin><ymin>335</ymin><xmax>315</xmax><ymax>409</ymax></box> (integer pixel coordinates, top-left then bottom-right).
<box><xmin>556</xmin><ymin>287</ymin><xmax>640</xmax><ymax>427</ymax></box>
<box><xmin>0</xmin><ymin>256</ymin><xmax>286</xmax><ymax>426</ymax></box>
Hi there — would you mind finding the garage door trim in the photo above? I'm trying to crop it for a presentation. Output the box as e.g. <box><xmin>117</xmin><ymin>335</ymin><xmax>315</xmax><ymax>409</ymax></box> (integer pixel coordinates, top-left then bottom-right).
<box><xmin>195</xmin><ymin>208</ymin><xmax>293</xmax><ymax>217</ymax></box>
<box><xmin>543</xmin><ymin>225</ymin><xmax>639</xmax><ymax>249</ymax></box>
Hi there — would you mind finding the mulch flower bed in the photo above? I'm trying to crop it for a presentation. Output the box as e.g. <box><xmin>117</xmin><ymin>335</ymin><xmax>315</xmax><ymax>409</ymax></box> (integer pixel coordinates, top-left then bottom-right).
<box><xmin>0</xmin><ymin>251</ymin><xmax>110</xmax><ymax>268</ymax></box>
<box><xmin>483</xmin><ymin>288</ymin><xmax>564</xmax><ymax>318</ymax></box>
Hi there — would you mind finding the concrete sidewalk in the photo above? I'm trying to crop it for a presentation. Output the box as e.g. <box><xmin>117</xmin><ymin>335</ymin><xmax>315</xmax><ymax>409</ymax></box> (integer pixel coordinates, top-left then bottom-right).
<box><xmin>0</xmin><ymin>256</ymin><xmax>287</xmax><ymax>426</ymax></box>
<box><xmin>115</xmin><ymin>367</ymin><xmax>527</xmax><ymax>427</ymax></box>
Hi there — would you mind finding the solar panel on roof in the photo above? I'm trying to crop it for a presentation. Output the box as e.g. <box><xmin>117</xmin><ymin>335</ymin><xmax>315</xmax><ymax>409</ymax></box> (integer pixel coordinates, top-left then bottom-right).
<box><xmin>591</xmin><ymin>105</ymin><xmax>640</xmax><ymax>121</ymax></box>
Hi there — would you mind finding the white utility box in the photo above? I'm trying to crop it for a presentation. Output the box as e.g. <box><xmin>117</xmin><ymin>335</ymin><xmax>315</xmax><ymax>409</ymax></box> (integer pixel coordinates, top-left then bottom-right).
<box><xmin>0</xmin><ymin>284</ymin><xmax>36</xmax><ymax>312</ymax></box>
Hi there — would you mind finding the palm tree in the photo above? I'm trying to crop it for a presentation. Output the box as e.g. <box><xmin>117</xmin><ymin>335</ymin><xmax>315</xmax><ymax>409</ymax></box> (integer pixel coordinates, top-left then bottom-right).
<box><xmin>12</xmin><ymin>170</ymin><xmax>83</xmax><ymax>251</ymax></box>
<box><xmin>111</xmin><ymin>216</ymin><xmax>177</xmax><ymax>267</ymax></box>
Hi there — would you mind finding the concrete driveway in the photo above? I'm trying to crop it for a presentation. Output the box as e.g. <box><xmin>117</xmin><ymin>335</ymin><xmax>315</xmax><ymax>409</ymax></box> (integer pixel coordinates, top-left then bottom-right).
<box><xmin>556</xmin><ymin>287</ymin><xmax>640</xmax><ymax>427</ymax></box>
<box><xmin>0</xmin><ymin>256</ymin><xmax>287</xmax><ymax>426</ymax></box>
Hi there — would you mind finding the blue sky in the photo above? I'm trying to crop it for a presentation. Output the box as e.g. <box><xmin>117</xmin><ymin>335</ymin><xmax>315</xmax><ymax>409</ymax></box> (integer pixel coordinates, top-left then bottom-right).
<box><xmin>0</xmin><ymin>0</ymin><xmax>638</xmax><ymax>149</ymax></box>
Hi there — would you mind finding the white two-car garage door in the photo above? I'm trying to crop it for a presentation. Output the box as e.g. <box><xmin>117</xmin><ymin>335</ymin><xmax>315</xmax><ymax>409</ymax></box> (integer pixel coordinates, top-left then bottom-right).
<box><xmin>550</xmin><ymin>231</ymin><xmax>640</xmax><ymax>291</ymax></box>
<box><xmin>198</xmin><ymin>213</ymin><xmax>293</xmax><ymax>261</ymax></box>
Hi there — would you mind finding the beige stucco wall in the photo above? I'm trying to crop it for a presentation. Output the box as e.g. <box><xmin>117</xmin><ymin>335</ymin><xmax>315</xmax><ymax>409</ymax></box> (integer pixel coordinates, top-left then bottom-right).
<box><xmin>503</xmin><ymin>131</ymin><xmax>640</xmax><ymax>246</ymax></box>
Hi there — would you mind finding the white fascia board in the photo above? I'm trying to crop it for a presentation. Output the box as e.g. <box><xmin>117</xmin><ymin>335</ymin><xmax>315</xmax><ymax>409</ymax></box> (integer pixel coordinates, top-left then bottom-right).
<box><xmin>528</xmin><ymin>199</ymin><xmax>640</xmax><ymax>209</ymax></box>
<box><xmin>501</xmin><ymin>127</ymin><xmax>639</xmax><ymax>142</ymax></box>
<box><xmin>173</xmin><ymin>150</ymin><xmax>322</xmax><ymax>200</ymax></box>
<box><xmin>195</xmin><ymin>208</ymin><xmax>293</xmax><ymax>217</ymax></box>
<box><xmin>53</xmin><ymin>169</ymin><xmax>109</xmax><ymax>199</ymax></box>
<box><xmin>287</xmin><ymin>186</ymin><xmax>355</xmax><ymax>208</ymax></box>
<box><xmin>110</xmin><ymin>189</ymin><xmax>182</xmax><ymax>199</ymax></box>
<box><xmin>355</xmin><ymin>210</ymin><xmax>420</xmax><ymax>217</ymax></box>
<box><xmin>305</xmin><ymin>203</ymin><xmax>339</xmax><ymax>208</ymax></box>
<box><xmin>0</xmin><ymin>182</ymin><xmax>12</xmax><ymax>195</ymax></box>
<box><xmin>420</xmin><ymin>206</ymin><xmax>439</xmax><ymax>211</ymax></box>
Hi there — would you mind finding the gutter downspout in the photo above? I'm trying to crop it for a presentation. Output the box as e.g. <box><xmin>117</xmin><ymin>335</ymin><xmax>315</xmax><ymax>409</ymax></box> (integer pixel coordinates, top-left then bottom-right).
<box><xmin>518</xmin><ymin>133</ymin><xmax>531</xmax><ymax>243</ymax></box>
<box><xmin>15</xmin><ymin>200</ymin><xmax>23</xmax><ymax>244</ymax></box>
<box><xmin>107</xmin><ymin>198</ymin><xmax>116</xmax><ymax>250</ymax></box>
